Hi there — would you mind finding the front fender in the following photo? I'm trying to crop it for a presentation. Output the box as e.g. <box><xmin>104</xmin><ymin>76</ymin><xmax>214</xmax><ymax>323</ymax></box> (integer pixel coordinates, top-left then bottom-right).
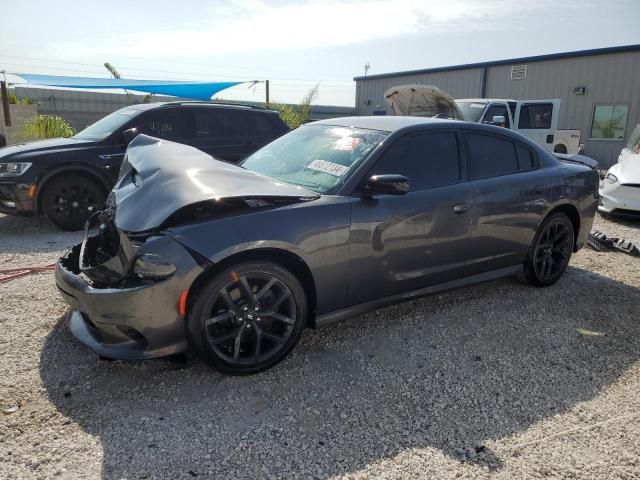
<box><xmin>164</xmin><ymin>196</ymin><xmax>352</xmax><ymax>315</ymax></box>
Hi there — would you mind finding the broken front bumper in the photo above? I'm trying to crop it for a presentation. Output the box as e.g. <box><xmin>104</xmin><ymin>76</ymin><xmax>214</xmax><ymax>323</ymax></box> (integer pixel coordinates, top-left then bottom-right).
<box><xmin>55</xmin><ymin>237</ymin><xmax>205</xmax><ymax>360</ymax></box>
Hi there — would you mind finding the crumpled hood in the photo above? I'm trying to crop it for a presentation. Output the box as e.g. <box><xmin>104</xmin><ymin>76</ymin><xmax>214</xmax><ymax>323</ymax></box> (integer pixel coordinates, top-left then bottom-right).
<box><xmin>110</xmin><ymin>135</ymin><xmax>318</xmax><ymax>232</ymax></box>
<box><xmin>384</xmin><ymin>84</ymin><xmax>463</xmax><ymax>119</ymax></box>
<box><xmin>610</xmin><ymin>153</ymin><xmax>640</xmax><ymax>183</ymax></box>
<box><xmin>0</xmin><ymin>137</ymin><xmax>93</xmax><ymax>159</ymax></box>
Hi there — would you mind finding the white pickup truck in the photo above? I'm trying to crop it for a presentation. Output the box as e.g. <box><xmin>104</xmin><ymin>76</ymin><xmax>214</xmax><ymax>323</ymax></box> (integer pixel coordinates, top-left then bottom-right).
<box><xmin>383</xmin><ymin>85</ymin><xmax>583</xmax><ymax>154</ymax></box>
<box><xmin>455</xmin><ymin>98</ymin><xmax>582</xmax><ymax>154</ymax></box>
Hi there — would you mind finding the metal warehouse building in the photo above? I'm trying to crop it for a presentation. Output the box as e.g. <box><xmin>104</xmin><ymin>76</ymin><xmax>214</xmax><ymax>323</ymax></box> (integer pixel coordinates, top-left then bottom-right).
<box><xmin>354</xmin><ymin>44</ymin><xmax>640</xmax><ymax>167</ymax></box>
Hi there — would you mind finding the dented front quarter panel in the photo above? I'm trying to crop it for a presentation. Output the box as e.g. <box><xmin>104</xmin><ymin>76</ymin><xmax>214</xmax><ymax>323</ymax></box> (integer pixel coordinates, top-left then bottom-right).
<box><xmin>165</xmin><ymin>195</ymin><xmax>352</xmax><ymax>315</ymax></box>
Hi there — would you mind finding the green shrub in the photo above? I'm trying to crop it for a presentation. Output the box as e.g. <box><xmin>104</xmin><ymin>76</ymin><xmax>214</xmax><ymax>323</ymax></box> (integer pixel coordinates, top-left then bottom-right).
<box><xmin>18</xmin><ymin>115</ymin><xmax>76</xmax><ymax>140</ymax></box>
<box><xmin>7</xmin><ymin>91</ymin><xmax>35</xmax><ymax>105</ymax></box>
<box><xmin>270</xmin><ymin>84</ymin><xmax>319</xmax><ymax>129</ymax></box>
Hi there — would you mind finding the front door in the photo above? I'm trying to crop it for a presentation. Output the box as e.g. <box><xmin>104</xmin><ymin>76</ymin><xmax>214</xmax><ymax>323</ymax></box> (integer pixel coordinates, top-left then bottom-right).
<box><xmin>348</xmin><ymin>130</ymin><xmax>474</xmax><ymax>305</ymax></box>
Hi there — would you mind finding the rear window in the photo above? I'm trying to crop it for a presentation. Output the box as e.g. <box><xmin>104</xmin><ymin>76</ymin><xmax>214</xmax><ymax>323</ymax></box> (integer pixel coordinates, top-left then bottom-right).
<box><xmin>466</xmin><ymin>133</ymin><xmax>519</xmax><ymax>179</ymax></box>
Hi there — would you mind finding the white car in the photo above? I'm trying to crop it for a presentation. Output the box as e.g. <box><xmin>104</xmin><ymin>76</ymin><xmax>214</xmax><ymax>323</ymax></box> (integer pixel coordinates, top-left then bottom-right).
<box><xmin>599</xmin><ymin>124</ymin><xmax>640</xmax><ymax>214</ymax></box>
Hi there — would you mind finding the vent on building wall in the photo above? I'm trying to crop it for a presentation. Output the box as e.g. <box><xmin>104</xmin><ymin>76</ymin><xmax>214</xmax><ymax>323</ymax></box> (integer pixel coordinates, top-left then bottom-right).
<box><xmin>511</xmin><ymin>64</ymin><xmax>527</xmax><ymax>80</ymax></box>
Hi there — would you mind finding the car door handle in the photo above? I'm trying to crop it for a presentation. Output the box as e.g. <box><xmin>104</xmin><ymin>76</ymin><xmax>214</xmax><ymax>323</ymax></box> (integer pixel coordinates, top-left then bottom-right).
<box><xmin>453</xmin><ymin>203</ymin><xmax>470</xmax><ymax>214</ymax></box>
<box><xmin>534</xmin><ymin>185</ymin><xmax>546</xmax><ymax>194</ymax></box>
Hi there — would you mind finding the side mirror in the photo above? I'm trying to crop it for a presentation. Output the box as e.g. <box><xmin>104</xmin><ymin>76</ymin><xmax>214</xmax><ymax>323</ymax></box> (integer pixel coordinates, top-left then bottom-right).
<box><xmin>364</xmin><ymin>174</ymin><xmax>410</xmax><ymax>195</ymax></box>
<box><xmin>491</xmin><ymin>115</ymin><xmax>506</xmax><ymax>125</ymax></box>
<box><xmin>122</xmin><ymin>128</ymin><xmax>139</xmax><ymax>144</ymax></box>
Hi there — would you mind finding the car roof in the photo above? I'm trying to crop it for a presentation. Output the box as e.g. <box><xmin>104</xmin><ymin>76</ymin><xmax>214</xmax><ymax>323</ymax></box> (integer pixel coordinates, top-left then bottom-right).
<box><xmin>311</xmin><ymin>116</ymin><xmax>460</xmax><ymax>132</ymax></box>
<box><xmin>311</xmin><ymin>115</ymin><xmax>547</xmax><ymax>149</ymax></box>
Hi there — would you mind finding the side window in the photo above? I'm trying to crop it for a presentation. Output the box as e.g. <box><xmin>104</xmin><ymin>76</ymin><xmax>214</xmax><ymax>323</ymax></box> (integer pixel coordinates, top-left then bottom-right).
<box><xmin>252</xmin><ymin>113</ymin><xmax>277</xmax><ymax>136</ymax></box>
<box><xmin>515</xmin><ymin>143</ymin><xmax>536</xmax><ymax>170</ymax></box>
<box><xmin>370</xmin><ymin>132</ymin><xmax>460</xmax><ymax>191</ymax></box>
<box><xmin>466</xmin><ymin>133</ymin><xmax>519</xmax><ymax>179</ymax></box>
<box><xmin>483</xmin><ymin>104</ymin><xmax>510</xmax><ymax>128</ymax></box>
<box><xmin>225</xmin><ymin>110</ymin><xmax>249</xmax><ymax>138</ymax></box>
<box><xmin>137</xmin><ymin>109</ymin><xmax>183</xmax><ymax>139</ymax></box>
<box><xmin>518</xmin><ymin>103</ymin><xmax>553</xmax><ymax>129</ymax></box>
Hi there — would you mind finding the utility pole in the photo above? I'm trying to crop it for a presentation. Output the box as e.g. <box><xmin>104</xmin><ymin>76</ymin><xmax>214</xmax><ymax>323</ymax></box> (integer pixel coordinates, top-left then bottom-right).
<box><xmin>1</xmin><ymin>80</ymin><xmax>11</xmax><ymax>127</ymax></box>
<box><xmin>364</xmin><ymin>62</ymin><xmax>370</xmax><ymax>77</ymax></box>
<box><xmin>265</xmin><ymin>80</ymin><xmax>270</xmax><ymax>108</ymax></box>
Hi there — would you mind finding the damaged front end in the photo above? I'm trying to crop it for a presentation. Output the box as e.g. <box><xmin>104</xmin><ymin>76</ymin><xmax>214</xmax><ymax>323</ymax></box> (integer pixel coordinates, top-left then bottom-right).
<box><xmin>55</xmin><ymin>135</ymin><xmax>320</xmax><ymax>359</ymax></box>
<box><xmin>55</xmin><ymin>207</ymin><xmax>207</xmax><ymax>359</ymax></box>
<box><xmin>77</xmin><ymin>208</ymin><xmax>139</xmax><ymax>285</ymax></box>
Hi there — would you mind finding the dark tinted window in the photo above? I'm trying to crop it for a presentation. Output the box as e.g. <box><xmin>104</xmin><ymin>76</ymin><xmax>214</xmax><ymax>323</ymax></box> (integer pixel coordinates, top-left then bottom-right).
<box><xmin>483</xmin><ymin>104</ymin><xmax>510</xmax><ymax>128</ymax></box>
<box><xmin>225</xmin><ymin>109</ymin><xmax>250</xmax><ymax>138</ymax></box>
<box><xmin>371</xmin><ymin>132</ymin><xmax>460</xmax><ymax>190</ymax></box>
<box><xmin>466</xmin><ymin>133</ymin><xmax>519</xmax><ymax>179</ymax></box>
<box><xmin>137</xmin><ymin>109</ymin><xmax>184</xmax><ymax>139</ymax></box>
<box><xmin>518</xmin><ymin>103</ymin><xmax>553</xmax><ymax>129</ymax></box>
<box><xmin>188</xmin><ymin>109</ymin><xmax>227</xmax><ymax>139</ymax></box>
<box><xmin>187</xmin><ymin>108</ymin><xmax>262</xmax><ymax>140</ymax></box>
<box><xmin>249</xmin><ymin>113</ymin><xmax>277</xmax><ymax>136</ymax></box>
<box><xmin>515</xmin><ymin>143</ymin><xmax>535</xmax><ymax>170</ymax></box>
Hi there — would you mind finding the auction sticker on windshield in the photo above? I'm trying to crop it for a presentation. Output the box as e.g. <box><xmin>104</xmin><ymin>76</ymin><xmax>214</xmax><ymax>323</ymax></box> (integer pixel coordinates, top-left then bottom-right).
<box><xmin>307</xmin><ymin>159</ymin><xmax>349</xmax><ymax>177</ymax></box>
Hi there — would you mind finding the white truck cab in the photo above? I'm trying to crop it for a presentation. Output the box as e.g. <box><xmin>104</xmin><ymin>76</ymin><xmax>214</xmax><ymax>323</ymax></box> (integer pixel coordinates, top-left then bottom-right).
<box><xmin>455</xmin><ymin>98</ymin><xmax>582</xmax><ymax>154</ymax></box>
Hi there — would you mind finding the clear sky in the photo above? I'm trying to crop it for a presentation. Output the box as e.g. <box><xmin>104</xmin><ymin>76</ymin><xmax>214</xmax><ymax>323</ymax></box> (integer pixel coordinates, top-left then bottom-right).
<box><xmin>1</xmin><ymin>0</ymin><xmax>639</xmax><ymax>106</ymax></box>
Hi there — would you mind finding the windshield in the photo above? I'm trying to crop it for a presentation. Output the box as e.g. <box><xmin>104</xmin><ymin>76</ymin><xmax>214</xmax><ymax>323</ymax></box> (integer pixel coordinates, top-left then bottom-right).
<box><xmin>455</xmin><ymin>101</ymin><xmax>487</xmax><ymax>123</ymax></box>
<box><xmin>73</xmin><ymin>108</ymin><xmax>141</xmax><ymax>141</ymax></box>
<box><xmin>241</xmin><ymin>124</ymin><xmax>388</xmax><ymax>194</ymax></box>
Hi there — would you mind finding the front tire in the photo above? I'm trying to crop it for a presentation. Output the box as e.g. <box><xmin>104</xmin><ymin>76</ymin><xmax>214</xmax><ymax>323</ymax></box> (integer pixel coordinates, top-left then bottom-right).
<box><xmin>187</xmin><ymin>261</ymin><xmax>307</xmax><ymax>375</ymax></box>
<box><xmin>524</xmin><ymin>213</ymin><xmax>574</xmax><ymax>286</ymax></box>
<box><xmin>41</xmin><ymin>174</ymin><xmax>106</xmax><ymax>231</ymax></box>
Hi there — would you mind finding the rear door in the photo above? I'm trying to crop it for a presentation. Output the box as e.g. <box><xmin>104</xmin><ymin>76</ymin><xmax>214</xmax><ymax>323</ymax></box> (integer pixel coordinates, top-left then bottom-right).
<box><xmin>514</xmin><ymin>100</ymin><xmax>560</xmax><ymax>151</ymax></box>
<box><xmin>348</xmin><ymin>129</ymin><xmax>475</xmax><ymax>305</ymax></box>
<box><xmin>462</xmin><ymin>130</ymin><xmax>550</xmax><ymax>274</ymax></box>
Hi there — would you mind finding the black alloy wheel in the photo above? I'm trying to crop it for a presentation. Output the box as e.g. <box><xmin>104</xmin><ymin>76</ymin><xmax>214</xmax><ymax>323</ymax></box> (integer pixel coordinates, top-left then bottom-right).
<box><xmin>188</xmin><ymin>262</ymin><xmax>307</xmax><ymax>374</ymax></box>
<box><xmin>42</xmin><ymin>174</ymin><xmax>105</xmax><ymax>231</ymax></box>
<box><xmin>525</xmin><ymin>213</ymin><xmax>574</xmax><ymax>286</ymax></box>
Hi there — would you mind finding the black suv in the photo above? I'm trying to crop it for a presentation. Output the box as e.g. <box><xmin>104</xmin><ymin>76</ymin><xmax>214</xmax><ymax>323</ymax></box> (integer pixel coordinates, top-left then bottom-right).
<box><xmin>0</xmin><ymin>101</ymin><xmax>289</xmax><ymax>230</ymax></box>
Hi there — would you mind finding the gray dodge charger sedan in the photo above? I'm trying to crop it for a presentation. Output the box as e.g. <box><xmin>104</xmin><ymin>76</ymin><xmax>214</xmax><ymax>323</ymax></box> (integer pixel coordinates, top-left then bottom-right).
<box><xmin>55</xmin><ymin>117</ymin><xmax>599</xmax><ymax>374</ymax></box>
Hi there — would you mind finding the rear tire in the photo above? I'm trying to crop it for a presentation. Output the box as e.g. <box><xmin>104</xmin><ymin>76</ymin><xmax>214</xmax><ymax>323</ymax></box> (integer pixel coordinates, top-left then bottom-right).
<box><xmin>524</xmin><ymin>213</ymin><xmax>574</xmax><ymax>287</ymax></box>
<box><xmin>187</xmin><ymin>261</ymin><xmax>307</xmax><ymax>375</ymax></box>
<box><xmin>41</xmin><ymin>174</ymin><xmax>106</xmax><ymax>231</ymax></box>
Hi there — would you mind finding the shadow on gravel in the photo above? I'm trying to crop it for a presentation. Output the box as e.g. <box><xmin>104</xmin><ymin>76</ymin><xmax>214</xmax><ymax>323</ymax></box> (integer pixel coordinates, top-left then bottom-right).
<box><xmin>0</xmin><ymin>214</ymin><xmax>82</xmax><ymax>255</ymax></box>
<box><xmin>39</xmin><ymin>266</ymin><xmax>640</xmax><ymax>479</ymax></box>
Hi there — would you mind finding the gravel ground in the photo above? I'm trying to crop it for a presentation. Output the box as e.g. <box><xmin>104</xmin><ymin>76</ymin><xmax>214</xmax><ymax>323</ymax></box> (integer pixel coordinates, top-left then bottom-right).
<box><xmin>1</xmin><ymin>212</ymin><xmax>639</xmax><ymax>480</ymax></box>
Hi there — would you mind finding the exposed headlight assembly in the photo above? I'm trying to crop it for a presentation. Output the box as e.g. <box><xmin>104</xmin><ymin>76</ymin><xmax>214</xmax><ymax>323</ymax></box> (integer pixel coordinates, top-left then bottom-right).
<box><xmin>0</xmin><ymin>162</ymin><xmax>33</xmax><ymax>177</ymax></box>
<box><xmin>132</xmin><ymin>253</ymin><xmax>176</xmax><ymax>280</ymax></box>
<box><xmin>603</xmin><ymin>172</ymin><xmax>619</xmax><ymax>184</ymax></box>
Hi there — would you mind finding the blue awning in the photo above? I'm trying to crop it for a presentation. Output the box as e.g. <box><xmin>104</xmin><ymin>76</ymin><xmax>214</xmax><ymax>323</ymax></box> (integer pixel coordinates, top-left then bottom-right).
<box><xmin>12</xmin><ymin>73</ymin><xmax>244</xmax><ymax>101</ymax></box>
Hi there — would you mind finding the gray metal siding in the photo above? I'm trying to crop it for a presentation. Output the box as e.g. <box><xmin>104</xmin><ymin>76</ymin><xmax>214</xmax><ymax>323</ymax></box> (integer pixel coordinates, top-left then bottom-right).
<box><xmin>485</xmin><ymin>51</ymin><xmax>640</xmax><ymax>167</ymax></box>
<box><xmin>355</xmin><ymin>50</ymin><xmax>640</xmax><ymax>167</ymax></box>
<box><xmin>355</xmin><ymin>68</ymin><xmax>483</xmax><ymax>116</ymax></box>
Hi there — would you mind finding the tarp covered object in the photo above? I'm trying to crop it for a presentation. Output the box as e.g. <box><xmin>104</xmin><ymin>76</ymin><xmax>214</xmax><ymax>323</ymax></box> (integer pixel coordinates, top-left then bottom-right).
<box><xmin>384</xmin><ymin>84</ymin><xmax>463</xmax><ymax>119</ymax></box>
<box><xmin>12</xmin><ymin>73</ymin><xmax>243</xmax><ymax>101</ymax></box>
